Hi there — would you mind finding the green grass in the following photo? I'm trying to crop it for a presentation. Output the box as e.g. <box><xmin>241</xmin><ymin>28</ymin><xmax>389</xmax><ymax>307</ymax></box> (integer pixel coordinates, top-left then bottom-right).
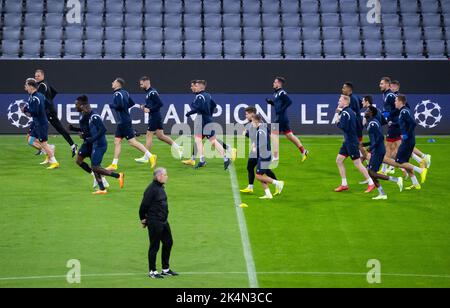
<box><xmin>0</xmin><ymin>135</ymin><xmax>449</xmax><ymax>288</ymax></box>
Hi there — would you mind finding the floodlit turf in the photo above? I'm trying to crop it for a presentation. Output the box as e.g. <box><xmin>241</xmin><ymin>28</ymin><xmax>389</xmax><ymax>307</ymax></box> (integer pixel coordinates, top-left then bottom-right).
<box><xmin>0</xmin><ymin>135</ymin><xmax>449</xmax><ymax>288</ymax></box>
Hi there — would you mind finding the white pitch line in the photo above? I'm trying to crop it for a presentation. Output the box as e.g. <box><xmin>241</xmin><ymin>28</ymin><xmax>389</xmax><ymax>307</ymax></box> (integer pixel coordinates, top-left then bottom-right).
<box><xmin>228</xmin><ymin>164</ymin><xmax>259</xmax><ymax>288</ymax></box>
<box><xmin>1</xmin><ymin>271</ymin><xmax>449</xmax><ymax>282</ymax></box>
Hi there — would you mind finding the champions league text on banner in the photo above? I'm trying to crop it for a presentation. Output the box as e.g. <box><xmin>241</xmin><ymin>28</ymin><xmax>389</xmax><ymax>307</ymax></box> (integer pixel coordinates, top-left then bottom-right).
<box><xmin>1</xmin><ymin>93</ymin><xmax>448</xmax><ymax>135</ymax></box>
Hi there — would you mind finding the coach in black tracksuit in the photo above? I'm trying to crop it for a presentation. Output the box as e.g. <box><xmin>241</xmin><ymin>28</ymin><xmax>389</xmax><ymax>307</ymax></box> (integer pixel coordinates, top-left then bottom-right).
<box><xmin>139</xmin><ymin>167</ymin><xmax>178</xmax><ymax>279</ymax></box>
<box><xmin>34</xmin><ymin>69</ymin><xmax>77</xmax><ymax>156</ymax></box>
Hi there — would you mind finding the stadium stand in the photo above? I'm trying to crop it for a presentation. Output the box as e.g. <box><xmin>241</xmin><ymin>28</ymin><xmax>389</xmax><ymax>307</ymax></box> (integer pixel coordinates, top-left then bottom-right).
<box><xmin>0</xmin><ymin>0</ymin><xmax>448</xmax><ymax>59</ymax></box>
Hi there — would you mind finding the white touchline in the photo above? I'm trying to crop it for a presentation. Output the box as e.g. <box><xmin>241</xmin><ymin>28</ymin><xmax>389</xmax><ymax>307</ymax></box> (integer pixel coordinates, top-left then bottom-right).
<box><xmin>228</xmin><ymin>164</ymin><xmax>259</xmax><ymax>288</ymax></box>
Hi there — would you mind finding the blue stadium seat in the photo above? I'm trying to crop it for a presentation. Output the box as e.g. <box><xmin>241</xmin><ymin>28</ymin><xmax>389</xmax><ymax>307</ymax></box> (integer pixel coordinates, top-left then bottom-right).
<box><xmin>384</xmin><ymin>39</ymin><xmax>404</xmax><ymax>58</ymax></box>
<box><xmin>422</xmin><ymin>14</ymin><xmax>442</xmax><ymax>27</ymax></box>
<box><xmin>243</xmin><ymin>0</ymin><xmax>261</xmax><ymax>14</ymax></box>
<box><xmin>105</xmin><ymin>27</ymin><xmax>124</xmax><ymax>40</ymax></box>
<box><xmin>24</xmin><ymin>14</ymin><xmax>44</xmax><ymax>27</ymax></box>
<box><xmin>85</xmin><ymin>26</ymin><xmax>104</xmax><ymax>40</ymax></box>
<box><xmin>204</xmin><ymin>28</ymin><xmax>222</xmax><ymax>41</ymax></box>
<box><xmin>423</xmin><ymin>27</ymin><xmax>443</xmax><ymax>40</ymax></box>
<box><xmin>404</xmin><ymin>40</ymin><xmax>425</xmax><ymax>58</ymax></box>
<box><xmin>301</xmin><ymin>0</ymin><xmax>319</xmax><ymax>14</ymax></box>
<box><xmin>104</xmin><ymin>40</ymin><xmax>123</xmax><ymax>58</ymax></box>
<box><xmin>145</xmin><ymin>0</ymin><xmax>163</xmax><ymax>14</ymax></box>
<box><xmin>85</xmin><ymin>14</ymin><xmax>104</xmax><ymax>27</ymax></box>
<box><xmin>444</xmin><ymin>14</ymin><xmax>450</xmax><ymax>27</ymax></box>
<box><xmin>1</xmin><ymin>40</ymin><xmax>20</xmax><ymax>58</ymax></box>
<box><xmin>144</xmin><ymin>41</ymin><xmax>163</xmax><ymax>58</ymax></box>
<box><xmin>184</xmin><ymin>14</ymin><xmax>202</xmax><ymax>27</ymax></box>
<box><xmin>125</xmin><ymin>28</ymin><xmax>143</xmax><ymax>40</ymax></box>
<box><xmin>261</xmin><ymin>0</ymin><xmax>279</xmax><ymax>14</ymax></box>
<box><xmin>125</xmin><ymin>13</ymin><xmax>143</xmax><ymax>27</ymax></box>
<box><xmin>26</xmin><ymin>1</ymin><xmax>44</xmax><ymax>13</ymax></box>
<box><xmin>105</xmin><ymin>1</ymin><xmax>124</xmax><ymax>13</ymax></box>
<box><xmin>362</xmin><ymin>26</ymin><xmax>382</xmax><ymax>40</ymax></box>
<box><xmin>263</xmin><ymin>27</ymin><xmax>282</xmax><ymax>41</ymax></box>
<box><xmin>223</xmin><ymin>40</ymin><xmax>242</xmax><ymax>59</ymax></box>
<box><xmin>243</xmin><ymin>28</ymin><xmax>262</xmax><ymax>41</ymax></box>
<box><xmin>124</xmin><ymin>40</ymin><xmax>143</xmax><ymax>58</ymax></box>
<box><xmin>321</xmin><ymin>13</ymin><xmax>340</xmax><ymax>27</ymax></box>
<box><xmin>381</xmin><ymin>14</ymin><xmax>400</xmax><ymax>27</ymax></box>
<box><xmin>302</xmin><ymin>27</ymin><xmax>321</xmax><ymax>40</ymax></box>
<box><xmin>84</xmin><ymin>39</ymin><xmax>103</xmax><ymax>58</ymax></box>
<box><xmin>204</xmin><ymin>14</ymin><xmax>222</xmax><ymax>28</ymax></box>
<box><xmin>144</xmin><ymin>27</ymin><xmax>163</xmax><ymax>41</ymax></box>
<box><xmin>184</xmin><ymin>28</ymin><xmax>203</xmax><ymax>41</ymax></box>
<box><xmin>203</xmin><ymin>0</ymin><xmax>221</xmax><ymax>14</ymax></box>
<box><xmin>223</xmin><ymin>28</ymin><xmax>242</xmax><ymax>41</ymax></box>
<box><xmin>204</xmin><ymin>41</ymin><xmax>223</xmax><ymax>59</ymax></box>
<box><xmin>242</xmin><ymin>14</ymin><xmax>260</xmax><ymax>28</ymax></box>
<box><xmin>303</xmin><ymin>40</ymin><xmax>322</xmax><ymax>58</ymax></box>
<box><xmin>46</xmin><ymin>13</ymin><xmax>64</xmax><ymax>27</ymax></box>
<box><xmin>105</xmin><ymin>13</ymin><xmax>124</xmax><ymax>27</ymax></box>
<box><xmin>144</xmin><ymin>14</ymin><xmax>163</xmax><ymax>27</ymax></box>
<box><xmin>47</xmin><ymin>0</ymin><xmax>66</xmax><ymax>13</ymax></box>
<box><xmin>126</xmin><ymin>0</ymin><xmax>143</xmax><ymax>13</ymax></box>
<box><xmin>445</xmin><ymin>27</ymin><xmax>450</xmax><ymax>40</ymax></box>
<box><xmin>343</xmin><ymin>40</ymin><xmax>363</xmax><ymax>58</ymax></box>
<box><xmin>184</xmin><ymin>0</ymin><xmax>202</xmax><ymax>14</ymax></box>
<box><xmin>426</xmin><ymin>40</ymin><xmax>447</xmax><ymax>58</ymax></box>
<box><xmin>283</xmin><ymin>27</ymin><xmax>301</xmax><ymax>41</ymax></box>
<box><xmin>339</xmin><ymin>0</ymin><xmax>358</xmax><ymax>14</ymax></box>
<box><xmin>281</xmin><ymin>0</ymin><xmax>299</xmax><ymax>14</ymax></box>
<box><xmin>383</xmin><ymin>26</ymin><xmax>402</xmax><ymax>40</ymax></box>
<box><xmin>184</xmin><ymin>40</ymin><xmax>203</xmax><ymax>59</ymax></box>
<box><xmin>420</xmin><ymin>0</ymin><xmax>440</xmax><ymax>14</ymax></box>
<box><xmin>164</xmin><ymin>40</ymin><xmax>183</xmax><ymax>58</ymax></box>
<box><xmin>283</xmin><ymin>40</ymin><xmax>302</xmax><ymax>58</ymax></box>
<box><xmin>342</xmin><ymin>26</ymin><xmax>361</xmax><ymax>40</ymax></box>
<box><xmin>43</xmin><ymin>39</ymin><xmax>62</xmax><ymax>58</ymax></box>
<box><xmin>86</xmin><ymin>0</ymin><xmax>104</xmax><ymax>13</ymax></box>
<box><xmin>340</xmin><ymin>13</ymin><xmax>360</xmax><ymax>27</ymax></box>
<box><xmin>262</xmin><ymin>14</ymin><xmax>281</xmax><ymax>27</ymax></box>
<box><xmin>364</xmin><ymin>39</ymin><xmax>383</xmax><ymax>58</ymax></box>
<box><xmin>264</xmin><ymin>40</ymin><xmax>282</xmax><ymax>59</ymax></box>
<box><xmin>442</xmin><ymin>0</ymin><xmax>450</xmax><ymax>14</ymax></box>
<box><xmin>65</xmin><ymin>26</ymin><xmax>84</xmax><ymax>41</ymax></box>
<box><xmin>301</xmin><ymin>14</ymin><xmax>320</xmax><ymax>27</ymax></box>
<box><xmin>64</xmin><ymin>40</ymin><xmax>83</xmax><ymax>58</ymax></box>
<box><xmin>380</xmin><ymin>1</ymin><xmax>398</xmax><ymax>14</ymax></box>
<box><xmin>2</xmin><ymin>27</ymin><xmax>21</xmax><ymax>40</ymax></box>
<box><xmin>44</xmin><ymin>27</ymin><xmax>63</xmax><ymax>40</ymax></box>
<box><xmin>222</xmin><ymin>0</ymin><xmax>241</xmax><ymax>14</ymax></box>
<box><xmin>244</xmin><ymin>40</ymin><xmax>263</xmax><ymax>58</ymax></box>
<box><xmin>4</xmin><ymin>0</ymin><xmax>22</xmax><ymax>13</ymax></box>
<box><xmin>323</xmin><ymin>39</ymin><xmax>342</xmax><ymax>58</ymax></box>
<box><xmin>282</xmin><ymin>13</ymin><xmax>300</xmax><ymax>27</ymax></box>
<box><xmin>403</xmin><ymin>26</ymin><xmax>422</xmax><ymax>40</ymax></box>
<box><xmin>401</xmin><ymin>14</ymin><xmax>421</xmax><ymax>27</ymax></box>
<box><xmin>322</xmin><ymin>27</ymin><xmax>341</xmax><ymax>40</ymax></box>
<box><xmin>164</xmin><ymin>14</ymin><xmax>183</xmax><ymax>27</ymax></box>
<box><xmin>23</xmin><ymin>27</ymin><xmax>42</xmax><ymax>40</ymax></box>
<box><xmin>164</xmin><ymin>0</ymin><xmax>183</xmax><ymax>14</ymax></box>
<box><xmin>164</xmin><ymin>28</ymin><xmax>183</xmax><ymax>41</ymax></box>
<box><xmin>320</xmin><ymin>1</ymin><xmax>339</xmax><ymax>14</ymax></box>
<box><xmin>399</xmin><ymin>0</ymin><xmax>419</xmax><ymax>14</ymax></box>
<box><xmin>22</xmin><ymin>40</ymin><xmax>42</xmax><ymax>58</ymax></box>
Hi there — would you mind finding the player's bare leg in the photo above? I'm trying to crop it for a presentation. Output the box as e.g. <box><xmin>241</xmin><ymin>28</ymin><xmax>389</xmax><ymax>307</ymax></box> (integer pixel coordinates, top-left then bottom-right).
<box><xmin>335</xmin><ymin>154</ymin><xmax>349</xmax><ymax>191</ymax></box>
<box><xmin>210</xmin><ymin>136</ymin><xmax>231</xmax><ymax>170</ymax></box>
<box><xmin>145</xmin><ymin>131</ymin><xmax>154</xmax><ymax>151</ymax></box>
<box><xmin>412</xmin><ymin>147</ymin><xmax>431</xmax><ymax>168</ymax></box>
<box><xmin>256</xmin><ymin>174</ymin><xmax>284</xmax><ymax>199</ymax></box>
<box><xmin>107</xmin><ymin>137</ymin><xmax>122</xmax><ymax>170</ymax></box>
<box><xmin>41</xmin><ymin>141</ymin><xmax>59</xmax><ymax>169</ymax></box>
<box><xmin>285</xmin><ymin>132</ymin><xmax>308</xmax><ymax>161</ymax></box>
<box><xmin>383</xmin><ymin>157</ymin><xmax>428</xmax><ymax>186</ymax></box>
<box><xmin>155</xmin><ymin>130</ymin><xmax>182</xmax><ymax>159</ymax></box>
<box><xmin>271</xmin><ymin>133</ymin><xmax>280</xmax><ymax>160</ymax></box>
<box><xmin>129</xmin><ymin>137</ymin><xmax>156</xmax><ymax>168</ymax></box>
<box><xmin>194</xmin><ymin>136</ymin><xmax>206</xmax><ymax>168</ymax></box>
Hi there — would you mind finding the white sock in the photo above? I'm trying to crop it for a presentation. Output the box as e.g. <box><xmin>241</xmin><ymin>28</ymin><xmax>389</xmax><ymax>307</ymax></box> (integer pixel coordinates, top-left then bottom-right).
<box><xmin>412</xmin><ymin>153</ymin><xmax>422</xmax><ymax>164</ymax></box>
<box><xmin>381</xmin><ymin>164</ymin><xmax>387</xmax><ymax>173</ymax></box>
<box><xmin>162</xmin><ymin>269</ymin><xmax>169</xmax><ymax>273</ymax></box>
<box><xmin>248</xmin><ymin>184</ymin><xmax>253</xmax><ymax>189</ymax></box>
<box><xmin>172</xmin><ymin>143</ymin><xmax>179</xmax><ymax>149</ymax></box>
<box><xmin>421</xmin><ymin>154</ymin><xmax>426</xmax><ymax>158</ymax></box>
<box><xmin>342</xmin><ymin>178</ymin><xmax>348</xmax><ymax>186</ymax></box>
<box><xmin>413</xmin><ymin>166</ymin><xmax>423</xmax><ymax>174</ymax></box>
<box><xmin>411</xmin><ymin>176</ymin><xmax>419</xmax><ymax>186</ymax></box>
<box><xmin>378</xmin><ymin>186</ymin><xmax>386</xmax><ymax>195</ymax></box>
<box><xmin>273</xmin><ymin>180</ymin><xmax>280</xmax><ymax>186</ymax></box>
<box><xmin>71</xmin><ymin>144</ymin><xmax>76</xmax><ymax>149</ymax></box>
<box><xmin>191</xmin><ymin>155</ymin><xmax>196</xmax><ymax>161</ymax></box>
<box><xmin>265</xmin><ymin>188</ymin><xmax>272</xmax><ymax>197</ymax></box>
<box><xmin>49</xmin><ymin>156</ymin><xmax>57</xmax><ymax>163</ymax></box>
<box><xmin>223</xmin><ymin>156</ymin><xmax>229</xmax><ymax>162</ymax></box>
<box><xmin>112</xmin><ymin>158</ymin><xmax>119</xmax><ymax>165</ymax></box>
<box><xmin>272</xmin><ymin>156</ymin><xmax>279</xmax><ymax>161</ymax></box>
<box><xmin>200</xmin><ymin>156</ymin><xmax>205</xmax><ymax>163</ymax></box>
<box><xmin>389</xmin><ymin>176</ymin><xmax>398</xmax><ymax>183</ymax></box>
<box><xmin>144</xmin><ymin>151</ymin><xmax>152</xmax><ymax>160</ymax></box>
<box><xmin>367</xmin><ymin>178</ymin><xmax>374</xmax><ymax>186</ymax></box>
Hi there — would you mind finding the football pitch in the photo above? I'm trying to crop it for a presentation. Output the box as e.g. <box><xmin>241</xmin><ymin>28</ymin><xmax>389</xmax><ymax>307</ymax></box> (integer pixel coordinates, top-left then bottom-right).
<box><xmin>0</xmin><ymin>135</ymin><xmax>449</xmax><ymax>288</ymax></box>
